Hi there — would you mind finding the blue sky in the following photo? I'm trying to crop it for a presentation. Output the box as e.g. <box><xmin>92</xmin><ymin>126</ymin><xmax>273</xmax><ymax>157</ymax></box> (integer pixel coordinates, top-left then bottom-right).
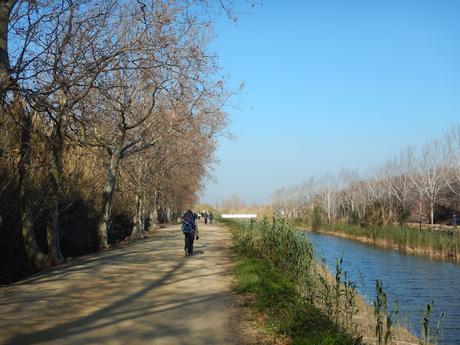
<box><xmin>201</xmin><ymin>0</ymin><xmax>460</xmax><ymax>204</ymax></box>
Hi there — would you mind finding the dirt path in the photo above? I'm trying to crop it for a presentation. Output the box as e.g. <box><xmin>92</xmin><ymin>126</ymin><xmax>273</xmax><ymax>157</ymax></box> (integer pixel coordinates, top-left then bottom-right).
<box><xmin>0</xmin><ymin>222</ymin><xmax>243</xmax><ymax>345</ymax></box>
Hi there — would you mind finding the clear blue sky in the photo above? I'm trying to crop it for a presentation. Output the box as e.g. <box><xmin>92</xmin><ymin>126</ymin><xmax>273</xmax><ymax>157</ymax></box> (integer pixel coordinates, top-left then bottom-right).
<box><xmin>201</xmin><ymin>0</ymin><xmax>460</xmax><ymax>205</ymax></box>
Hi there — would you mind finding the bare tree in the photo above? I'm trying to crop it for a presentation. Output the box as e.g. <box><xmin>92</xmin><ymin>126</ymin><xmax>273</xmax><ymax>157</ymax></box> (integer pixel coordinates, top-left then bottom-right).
<box><xmin>409</xmin><ymin>141</ymin><xmax>446</xmax><ymax>226</ymax></box>
<box><xmin>383</xmin><ymin>147</ymin><xmax>414</xmax><ymax>224</ymax></box>
<box><xmin>0</xmin><ymin>0</ymin><xmax>235</xmax><ymax>274</ymax></box>
<box><xmin>0</xmin><ymin>0</ymin><xmax>17</xmax><ymax>97</ymax></box>
<box><xmin>444</xmin><ymin>124</ymin><xmax>460</xmax><ymax>197</ymax></box>
<box><xmin>318</xmin><ymin>174</ymin><xmax>338</xmax><ymax>223</ymax></box>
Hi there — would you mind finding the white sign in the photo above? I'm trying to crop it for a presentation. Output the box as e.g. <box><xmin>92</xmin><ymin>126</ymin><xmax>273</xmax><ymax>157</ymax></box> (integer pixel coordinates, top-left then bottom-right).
<box><xmin>221</xmin><ymin>214</ymin><xmax>257</xmax><ymax>219</ymax></box>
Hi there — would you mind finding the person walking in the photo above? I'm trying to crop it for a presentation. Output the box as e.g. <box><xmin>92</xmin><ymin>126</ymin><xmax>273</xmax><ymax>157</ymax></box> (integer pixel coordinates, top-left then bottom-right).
<box><xmin>209</xmin><ymin>211</ymin><xmax>214</xmax><ymax>224</ymax></box>
<box><xmin>181</xmin><ymin>210</ymin><xmax>199</xmax><ymax>256</ymax></box>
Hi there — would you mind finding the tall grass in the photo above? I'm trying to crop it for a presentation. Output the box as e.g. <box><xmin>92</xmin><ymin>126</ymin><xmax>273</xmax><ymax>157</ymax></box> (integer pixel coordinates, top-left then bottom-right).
<box><xmin>319</xmin><ymin>223</ymin><xmax>460</xmax><ymax>261</ymax></box>
<box><xmin>225</xmin><ymin>218</ymin><xmax>363</xmax><ymax>343</ymax></box>
<box><xmin>374</xmin><ymin>280</ymin><xmax>393</xmax><ymax>345</ymax></box>
<box><xmin>419</xmin><ymin>302</ymin><xmax>446</xmax><ymax>345</ymax></box>
<box><xmin>234</xmin><ymin>218</ymin><xmax>315</xmax><ymax>294</ymax></box>
<box><xmin>224</xmin><ymin>218</ymin><xmax>447</xmax><ymax>345</ymax></box>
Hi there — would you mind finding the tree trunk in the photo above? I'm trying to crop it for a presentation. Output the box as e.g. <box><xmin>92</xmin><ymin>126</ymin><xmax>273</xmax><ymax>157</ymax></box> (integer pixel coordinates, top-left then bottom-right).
<box><xmin>140</xmin><ymin>196</ymin><xmax>145</xmax><ymax>231</ymax></box>
<box><xmin>46</xmin><ymin>198</ymin><xmax>63</xmax><ymax>265</ymax></box>
<box><xmin>356</xmin><ymin>206</ymin><xmax>362</xmax><ymax>223</ymax></box>
<box><xmin>130</xmin><ymin>191</ymin><xmax>144</xmax><ymax>239</ymax></box>
<box><xmin>0</xmin><ymin>0</ymin><xmax>17</xmax><ymax>97</ymax></box>
<box><xmin>17</xmin><ymin>102</ymin><xmax>47</xmax><ymax>267</ymax></box>
<box><xmin>157</xmin><ymin>205</ymin><xmax>164</xmax><ymax>223</ymax></box>
<box><xmin>166</xmin><ymin>207</ymin><xmax>171</xmax><ymax>223</ymax></box>
<box><xmin>156</xmin><ymin>192</ymin><xmax>167</xmax><ymax>224</ymax></box>
<box><xmin>419</xmin><ymin>197</ymin><xmax>423</xmax><ymax>230</ymax></box>
<box><xmin>21</xmin><ymin>202</ymin><xmax>48</xmax><ymax>266</ymax></box>
<box><xmin>148</xmin><ymin>208</ymin><xmax>158</xmax><ymax>230</ymax></box>
<box><xmin>47</xmin><ymin>108</ymin><xmax>66</xmax><ymax>264</ymax></box>
<box><xmin>98</xmin><ymin>139</ymin><xmax>123</xmax><ymax>249</ymax></box>
<box><xmin>430</xmin><ymin>199</ymin><xmax>435</xmax><ymax>226</ymax></box>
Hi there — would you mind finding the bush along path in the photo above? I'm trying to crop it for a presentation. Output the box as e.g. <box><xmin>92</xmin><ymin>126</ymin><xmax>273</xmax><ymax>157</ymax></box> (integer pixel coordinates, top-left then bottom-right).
<box><xmin>0</xmin><ymin>223</ymin><xmax>253</xmax><ymax>345</ymax></box>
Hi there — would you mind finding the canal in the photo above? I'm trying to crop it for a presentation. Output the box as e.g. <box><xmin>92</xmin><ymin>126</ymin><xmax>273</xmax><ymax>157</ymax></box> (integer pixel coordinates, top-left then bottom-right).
<box><xmin>305</xmin><ymin>231</ymin><xmax>460</xmax><ymax>345</ymax></box>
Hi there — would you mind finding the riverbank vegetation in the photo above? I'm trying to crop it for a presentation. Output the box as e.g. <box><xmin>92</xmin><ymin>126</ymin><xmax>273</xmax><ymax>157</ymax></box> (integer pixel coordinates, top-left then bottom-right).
<box><xmin>270</xmin><ymin>124</ymin><xmax>460</xmax><ymax>260</ymax></box>
<box><xmin>225</xmin><ymin>218</ymin><xmax>362</xmax><ymax>345</ymax></box>
<box><xmin>235</xmin><ymin>258</ymin><xmax>360</xmax><ymax>345</ymax></box>
<box><xmin>225</xmin><ymin>218</ymin><xmax>446</xmax><ymax>345</ymax></box>
<box><xmin>318</xmin><ymin>223</ymin><xmax>460</xmax><ymax>261</ymax></box>
<box><xmin>0</xmin><ymin>0</ymin><xmax>235</xmax><ymax>283</ymax></box>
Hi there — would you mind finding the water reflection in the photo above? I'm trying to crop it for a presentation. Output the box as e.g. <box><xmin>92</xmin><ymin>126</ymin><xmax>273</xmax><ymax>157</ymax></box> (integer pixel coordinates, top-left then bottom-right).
<box><xmin>306</xmin><ymin>231</ymin><xmax>460</xmax><ymax>345</ymax></box>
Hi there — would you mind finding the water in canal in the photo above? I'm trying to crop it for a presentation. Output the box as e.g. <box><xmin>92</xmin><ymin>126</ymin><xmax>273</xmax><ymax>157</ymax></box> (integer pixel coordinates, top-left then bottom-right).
<box><xmin>305</xmin><ymin>231</ymin><xmax>460</xmax><ymax>345</ymax></box>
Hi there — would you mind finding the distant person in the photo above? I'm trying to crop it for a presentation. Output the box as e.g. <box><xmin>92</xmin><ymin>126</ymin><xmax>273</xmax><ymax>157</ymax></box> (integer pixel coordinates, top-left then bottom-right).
<box><xmin>203</xmin><ymin>211</ymin><xmax>208</xmax><ymax>224</ymax></box>
<box><xmin>209</xmin><ymin>211</ymin><xmax>214</xmax><ymax>224</ymax></box>
<box><xmin>181</xmin><ymin>210</ymin><xmax>199</xmax><ymax>256</ymax></box>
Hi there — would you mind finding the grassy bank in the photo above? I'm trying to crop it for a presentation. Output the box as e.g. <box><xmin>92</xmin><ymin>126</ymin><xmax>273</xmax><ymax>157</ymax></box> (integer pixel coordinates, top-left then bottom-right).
<box><xmin>316</xmin><ymin>223</ymin><xmax>460</xmax><ymax>261</ymax></box>
<box><xmin>223</xmin><ymin>218</ymin><xmax>362</xmax><ymax>345</ymax></box>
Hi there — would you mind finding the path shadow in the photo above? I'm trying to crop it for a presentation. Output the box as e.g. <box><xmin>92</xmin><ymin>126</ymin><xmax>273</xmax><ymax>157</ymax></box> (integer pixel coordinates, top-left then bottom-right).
<box><xmin>3</xmin><ymin>259</ymin><xmax>184</xmax><ymax>345</ymax></box>
<box><xmin>1</xmin><ymin>224</ymin><xmax>237</xmax><ymax>345</ymax></box>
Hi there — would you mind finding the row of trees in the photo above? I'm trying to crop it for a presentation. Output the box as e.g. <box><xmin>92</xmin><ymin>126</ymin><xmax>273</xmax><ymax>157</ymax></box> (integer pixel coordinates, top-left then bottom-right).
<box><xmin>271</xmin><ymin>124</ymin><xmax>460</xmax><ymax>228</ymax></box>
<box><xmin>0</xmin><ymin>0</ymin><xmax>232</xmax><ymax>281</ymax></box>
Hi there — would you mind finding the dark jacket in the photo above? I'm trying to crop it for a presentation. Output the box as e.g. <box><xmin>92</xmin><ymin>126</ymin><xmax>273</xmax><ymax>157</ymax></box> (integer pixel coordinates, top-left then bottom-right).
<box><xmin>182</xmin><ymin>210</ymin><xmax>196</xmax><ymax>232</ymax></box>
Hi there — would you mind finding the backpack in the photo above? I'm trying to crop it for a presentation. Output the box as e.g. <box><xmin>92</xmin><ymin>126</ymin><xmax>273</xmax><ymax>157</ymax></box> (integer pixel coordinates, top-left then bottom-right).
<box><xmin>182</xmin><ymin>221</ymin><xmax>193</xmax><ymax>233</ymax></box>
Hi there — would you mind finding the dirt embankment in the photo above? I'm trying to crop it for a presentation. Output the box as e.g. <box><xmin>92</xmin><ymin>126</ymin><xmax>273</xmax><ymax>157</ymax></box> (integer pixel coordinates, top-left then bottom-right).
<box><xmin>313</xmin><ymin>263</ymin><xmax>419</xmax><ymax>345</ymax></box>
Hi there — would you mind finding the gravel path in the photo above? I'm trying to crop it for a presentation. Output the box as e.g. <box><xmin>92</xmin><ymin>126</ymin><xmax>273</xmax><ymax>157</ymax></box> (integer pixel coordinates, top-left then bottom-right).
<box><xmin>0</xmin><ymin>222</ymin><xmax>242</xmax><ymax>345</ymax></box>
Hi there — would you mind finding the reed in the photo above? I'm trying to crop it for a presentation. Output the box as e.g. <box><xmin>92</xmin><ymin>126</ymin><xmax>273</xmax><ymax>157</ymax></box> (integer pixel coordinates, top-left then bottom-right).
<box><xmin>436</xmin><ymin>311</ymin><xmax>445</xmax><ymax>345</ymax></box>
<box><xmin>419</xmin><ymin>302</ymin><xmax>446</xmax><ymax>345</ymax></box>
<box><xmin>420</xmin><ymin>303</ymin><xmax>432</xmax><ymax>345</ymax></box>
<box><xmin>373</xmin><ymin>280</ymin><xmax>394</xmax><ymax>345</ymax></box>
<box><xmin>225</xmin><ymin>218</ymin><xmax>437</xmax><ymax>345</ymax></box>
<box><xmin>224</xmin><ymin>217</ymin><xmax>363</xmax><ymax>342</ymax></box>
<box><xmin>319</xmin><ymin>223</ymin><xmax>460</xmax><ymax>261</ymax></box>
<box><xmin>231</xmin><ymin>218</ymin><xmax>316</xmax><ymax>292</ymax></box>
